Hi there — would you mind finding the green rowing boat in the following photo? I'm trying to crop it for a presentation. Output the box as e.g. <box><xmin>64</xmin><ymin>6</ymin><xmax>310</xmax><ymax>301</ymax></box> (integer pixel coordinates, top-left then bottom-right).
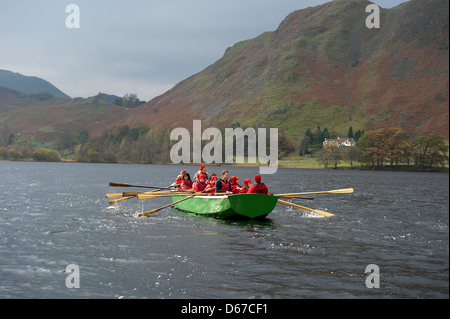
<box><xmin>171</xmin><ymin>193</ymin><xmax>279</xmax><ymax>219</ymax></box>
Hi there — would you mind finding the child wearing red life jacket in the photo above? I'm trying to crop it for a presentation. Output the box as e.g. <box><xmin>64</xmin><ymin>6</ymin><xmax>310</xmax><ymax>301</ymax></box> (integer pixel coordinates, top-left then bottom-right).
<box><xmin>238</xmin><ymin>179</ymin><xmax>252</xmax><ymax>194</ymax></box>
<box><xmin>180</xmin><ymin>173</ymin><xmax>193</xmax><ymax>190</ymax></box>
<box><xmin>230</xmin><ymin>176</ymin><xmax>245</xmax><ymax>194</ymax></box>
<box><xmin>192</xmin><ymin>174</ymin><xmax>207</xmax><ymax>192</ymax></box>
<box><xmin>205</xmin><ymin>175</ymin><xmax>217</xmax><ymax>193</ymax></box>
<box><xmin>174</xmin><ymin>170</ymin><xmax>186</xmax><ymax>188</ymax></box>
<box><xmin>248</xmin><ymin>175</ymin><xmax>269</xmax><ymax>194</ymax></box>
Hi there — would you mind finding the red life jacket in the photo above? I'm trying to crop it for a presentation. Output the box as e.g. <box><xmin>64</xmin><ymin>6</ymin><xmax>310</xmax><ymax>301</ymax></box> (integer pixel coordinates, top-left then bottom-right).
<box><xmin>248</xmin><ymin>183</ymin><xmax>268</xmax><ymax>194</ymax></box>
<box><xmin>180</xmin><ymin>180</ymin><xmax>193</xmax><ymax>190</ymax></box>
<box><xmin>192</xmin><ymin>181</ymin><xmax>206</xmax><ymax>192</ymax></box>
<box><xmin>231</xmin><ymin>183</ymin><xmax>243</xmax><ymax>194</ymax></box>
<box><xmin>205</xmin><ymin>182</ymin><xmax>216</xmax><ymax>193</ymax></box>
<box><xmin>174</xmin><ymin>175</ymin><xmax>183</xmax><ymax>188</ymax></box>
<box><xmin>216</xmin><ymin>179</ymin><xmax>231</xmax><ymax>192</ymax></box>
<box><xmin>237</xmin><ymin>186</ymin><xmax>249</xmax><ymax>194</ymax></box>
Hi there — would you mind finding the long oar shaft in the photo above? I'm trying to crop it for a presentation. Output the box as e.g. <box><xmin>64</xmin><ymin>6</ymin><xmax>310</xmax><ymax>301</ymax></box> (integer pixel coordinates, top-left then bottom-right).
<box><xmin>105</xmin><ymin>193</ymin><xmax>124</xmax><ymax>198</ymax></box>
<box><xmin>138</xmin><ymin>195</ymin><xmax>195</xmax><ymax>217</ymax></box>
<box><xmin>277</xmin><ymin>195</ymin><xmax>314</xmax><ymax>200</ymax></box>
<box><xmin>276</xmin><ymin>188</ymin><xmax>353</xmax><ymax>196</ymax></box>
<box><xmin>277</xmin><ymin>199</ymin><xmax>334</xmax><ymax>217</ymax></box>
<box><xmin>137</xmin><ymin>192</ymin><xmax>206</xmax><ymax>199</ymax></box>
<box><xmin>108</xmin><ymin>187</ymin><xmax>167</xmax><ymax>205</ymax></box>
<box><xmin>107</xmin><ymin>190</ymin><xmax>176</xmax><ymax>198</ymax></box>
<box><xmin>131</xmin><ymin>191</ymin><xmax>181</xmax><ymax>197</ymax></box>
<box><xmin>138</xmin><ymin>189</ymin><xmax>211</xmax><ymax>217</ymax></box>
<box><xmin>109</xmin><ymin>182</ymin><xmax>173</xmax><ymax>189</ymax></box>
<box><xmin>109</xmin><ymin>196</ymin><xmax>134</xmax><ymax>204</ymax></box>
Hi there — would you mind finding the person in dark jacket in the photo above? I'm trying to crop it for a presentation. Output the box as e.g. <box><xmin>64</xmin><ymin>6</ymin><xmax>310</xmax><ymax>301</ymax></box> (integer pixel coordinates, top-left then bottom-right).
<box><xmin>215</xmin><ymin>170</ymin><xmax>232</xmax><ymax>194</ymax></box>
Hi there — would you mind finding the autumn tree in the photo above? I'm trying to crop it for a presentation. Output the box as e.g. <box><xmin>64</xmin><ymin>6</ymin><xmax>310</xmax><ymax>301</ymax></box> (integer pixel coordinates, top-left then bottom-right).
<box><xmin>278</xmin><ymin>135</ymin><xmax>295</xmax><ymax>157</ymax></box>
<box><xmin>412</xmin><ymin>133</ymin><xmax>449</xmax><ymax>168</ymax></box>
<box><xmin>55</xmin><ymin>131</ymin><xmax>78</xmax><ymax>155</ymax></box>
<box><xmin>385</xmin><ymin>128</ymin><xmax>410</xmax><ymax>166</ymax></box>
<box><xmin>32</xmin><ymin>148</ymin><xmax>61</xmax><ymax>162</ymax></box>
<box><xmin>121</xmin><ymin>93</ymin><xmax>145</xmax><ymax>108</ymax></box>
<box><xmin>360</xmin><ymin>128</ymin><xmax>448</xmax><ymax>170</ymax></box>
<box><xmin>318</xmin><ymin>141</ymin><xmax>344</xmax><ymax>169</ymax></box>
<box><xmin>361</xmin><ymin>128</ymin><xmax>409</xmax><ymax>169</ymax></box>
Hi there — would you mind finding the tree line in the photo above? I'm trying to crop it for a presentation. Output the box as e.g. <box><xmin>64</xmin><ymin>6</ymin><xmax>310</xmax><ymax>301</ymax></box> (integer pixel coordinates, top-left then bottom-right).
<box><xmin>358</xmin><ymin>128</ymin><xmax>448</xmax><ymax>170</ymax></box>
<box><xmin>76</xmin><ymin>124</ymin><xmax>171</xmax><ymax>163</ymax></box>
<box><xmin>1</xmin><ymin>122</ymin><xmax>448</xmax><ymax>171</ymax></box>
<box><xmin>61</xmin><ymin>125</ymin><xmax>296</xmax><ymax>163</ymax></box>
<box><xmin>0</xmin><ymin>123</ymin><xmax>171</xmax><ymax>163</ymax></box>
<box><xmin>93</xmin><ymin>92</ymin><xmax>146</xmax><ymax>108</ymax></box>
<box><xmin>316</xmin><ymin>127</ymin><xmax>448</xmax><ymax>170</ymax></box>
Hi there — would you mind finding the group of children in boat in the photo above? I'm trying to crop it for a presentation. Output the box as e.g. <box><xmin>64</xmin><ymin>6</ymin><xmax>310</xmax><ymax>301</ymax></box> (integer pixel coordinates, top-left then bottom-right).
<box><xmin>172</xmin><ymin>165</ymin><xmax>269</xmax><ymax>195</ymax></box>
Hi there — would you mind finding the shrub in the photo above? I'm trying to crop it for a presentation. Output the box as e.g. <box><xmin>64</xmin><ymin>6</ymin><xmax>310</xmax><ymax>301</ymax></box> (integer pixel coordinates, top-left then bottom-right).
<box><xmin>32</xmin><ymin>148</ymin><xmax>61</xmax><ymax>162</ymax></box>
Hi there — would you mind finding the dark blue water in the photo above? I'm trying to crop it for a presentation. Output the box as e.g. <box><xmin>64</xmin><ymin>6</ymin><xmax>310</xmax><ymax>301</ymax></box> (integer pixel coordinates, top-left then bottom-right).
<box><xmin>0</xmin><ymin>161</ymin><xmax>448</xmax><ymax>299</ymax></box>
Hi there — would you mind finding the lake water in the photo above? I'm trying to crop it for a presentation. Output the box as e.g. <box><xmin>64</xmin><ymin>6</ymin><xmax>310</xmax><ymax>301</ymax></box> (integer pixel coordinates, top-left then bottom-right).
<box><xmin>0</xmin><ymin>161</ymin><xmax>448</xmax><ymax>300</ymax></box>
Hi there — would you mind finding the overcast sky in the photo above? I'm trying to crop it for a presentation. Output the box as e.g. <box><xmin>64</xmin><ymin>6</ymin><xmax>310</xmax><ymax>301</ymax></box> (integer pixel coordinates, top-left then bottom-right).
<box><xmin>0</xmin><ymin>0</ymin><xmax>408</xmax><ymax>101</ymax></box>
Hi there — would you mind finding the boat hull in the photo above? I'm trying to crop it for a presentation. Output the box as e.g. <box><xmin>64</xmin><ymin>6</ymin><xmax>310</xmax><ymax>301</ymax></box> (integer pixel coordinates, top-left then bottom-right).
<box><xmin>172</xmin><ymin>193</ymin><xmax>278</xmax><ymax>219</ymax></box>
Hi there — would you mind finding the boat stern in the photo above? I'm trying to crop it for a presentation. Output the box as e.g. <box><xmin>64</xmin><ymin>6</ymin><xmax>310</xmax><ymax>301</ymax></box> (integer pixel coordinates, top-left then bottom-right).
<box><xmin>227</xmin><ymin>194</ymin><xmax>278</xmax><ymax>219</ymax></box>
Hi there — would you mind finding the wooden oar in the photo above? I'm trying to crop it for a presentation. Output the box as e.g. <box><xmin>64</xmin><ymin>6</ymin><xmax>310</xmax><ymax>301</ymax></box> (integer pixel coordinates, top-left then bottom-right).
<box><xmin>109</xmin><ymin>196</ymin><xmax>136</xmax><ymax>205</ymax></box>
<box><xmin>105</xmin><ymin>193</ymin><xmax>125</xmax><ymax>198</ymax></box>
<box><xmin>277</xmin><ymin>199</ymin><xmax>335</xmax><ymax>217</ymax></box>
<box><xmin>107</xmin><ymin>191</ymin><xmax>177</xmax><ymax>199</ymax></box>
<box><xmin>138</xmin><ymin>188</ymin><xmax>211</xmax><ymax>217</ymax></box>
<box><xmin>108</xmin><ymin>188</ymin><xmax>166</xmax><ymax>205</ymax></box>
<box><xmin>133</xmin><ymin>189</ymin><xmax>195</xmax><ymax>195</ymax></box>
<box><xmin>109</xmin><ymin>195</ymin><xmax>135</xmax><ymax>205</ymax></box>
<box><xmin>138</xmin><ymin>195</ymin><xmax>196</xmax><ymax>217</ymax></box>
<box><xmin>276</xmin><ymin>188</ymin><xmax>354</xmax><ymax>197</ymax></box>
<box><xmin>128</xmin><ymin>191</ymin><xmax>182</xmax><ymax>197</ymax></box>
<box><xmin>277</xmin><ymin>195</ymin><xmax>314</xmax><ymax>200</ymax></box>
<box><xmin>109</xmin><ymin>182</ymin><xmax>173</xmax><ymax>190</ymax></box>
<box><xmin>137</xmin><ymin>192</ymin><xmax>207</xmax><ymax>199</ymax></box>
<box><xmin>122</xmin><ymin>192</ymin><xmax>145</xmax><ymax>197</ymax></box>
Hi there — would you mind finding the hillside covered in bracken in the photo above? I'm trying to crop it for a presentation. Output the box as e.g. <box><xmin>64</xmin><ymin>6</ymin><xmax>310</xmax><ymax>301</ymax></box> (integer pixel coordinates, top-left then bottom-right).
<box><xmin>119</xmin><ymin>0</ymin><xmax>448</xmax><ymax>139</ymax></box>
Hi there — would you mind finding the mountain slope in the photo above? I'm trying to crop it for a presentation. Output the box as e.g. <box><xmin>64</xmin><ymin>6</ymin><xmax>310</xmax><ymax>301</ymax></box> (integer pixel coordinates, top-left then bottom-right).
<box><xmin>121</xmin><ymin>0</ymin><xmax>449</xmax><ymax>138</ymax></box>
<box><xmin>0</xmin><ymin>86</ymin><xmax>40</xmax><ymax>113</ymax></box>
<box><xmin>0</xmin><ymin>88</ymin><xmax>129</xmax><ymax>142</ymax></box>
<box><xmin>0</xmin><ymin>69</ymin><xmax>70</xmax><ymax>99</ymax></box>
<box><xmin>8</xmin><ymin>98</ymin><xmax>128</xmax><ymax>142</ymax></box>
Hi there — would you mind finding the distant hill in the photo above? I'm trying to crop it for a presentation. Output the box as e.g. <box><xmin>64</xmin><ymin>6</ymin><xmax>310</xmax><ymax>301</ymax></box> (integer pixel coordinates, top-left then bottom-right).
<box><xmin>90</xmin><ymin>92</ymin><xmax>147</xmax><ymax>107</ymax></box>
<box><xmin>119</xmin><ymin>0</ymin><xmax>449</xmax><ymax>138</ymax></box>
<box><xmin>0</xmin><ymin>87</ymin><xmax>135</xmax><ymax>143</ymax></box>
<box><xmin>0</xmin><ymin>93</ymin><xmax>129</xmax><ymax>142</ymax></box>
<box><xmin>94</xmin><ymin>93</ymin><xmax>122</xmax><ymax>105</ymax></box>
<box><xmin>0</xmin><ymin>69</ymin><xmax>70</xmax><ymax>99</ymax></box>
<box><xmin>0</xmin><ymin>86</ymin><xmax>38</xmax><ymax>112</ymax></box>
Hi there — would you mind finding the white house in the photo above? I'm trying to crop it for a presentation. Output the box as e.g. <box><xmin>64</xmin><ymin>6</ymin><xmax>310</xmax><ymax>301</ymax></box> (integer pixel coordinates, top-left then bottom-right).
<box><xmin>323</xmin><ymin>137</ymin><xmax>356</xmax><ymax>148</ymax></box>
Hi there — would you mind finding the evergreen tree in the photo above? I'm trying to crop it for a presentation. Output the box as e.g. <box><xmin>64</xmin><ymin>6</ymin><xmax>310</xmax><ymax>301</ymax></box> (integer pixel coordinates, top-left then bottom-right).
<box><xmin>348</xmin><ymin>126</ymin><xmax>354</xmax><ymax>138</ymax></box>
